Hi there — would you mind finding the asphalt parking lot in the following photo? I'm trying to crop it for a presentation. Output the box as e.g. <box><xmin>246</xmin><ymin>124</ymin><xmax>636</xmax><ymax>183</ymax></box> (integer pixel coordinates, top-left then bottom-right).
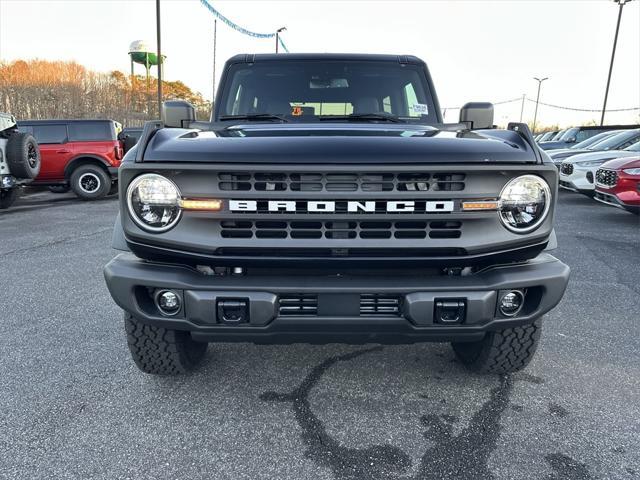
<box><xmin>1</xmin><ymin>189</ymin><xmax>638</xmax><ymax>480</ymax></box>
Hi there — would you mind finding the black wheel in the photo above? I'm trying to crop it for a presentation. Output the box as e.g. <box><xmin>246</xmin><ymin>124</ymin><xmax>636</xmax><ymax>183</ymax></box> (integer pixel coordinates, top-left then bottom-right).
<box><xmin>0</xmin><ymin>188</ymin><xmax>19</xmax><ymax>209</ymax></box>
<box><xmin>48</xmin><ymin>185</ymin><xmax>70</xmax><ymax>194</ymax></box>
<box><xmin>69</xmin><ymin>164</ymin><xmax>111</xmax><ymax>200</ymax></box>
<box><xmin>6</xmin><ymin>132</ymin><xmax>41</xmax><ymax>179</ymax></box>
<box><xmin>451</xmin><ymin>318</ymin><xmax>542</xmax><ymax>374</ymax></box>
<box><xmin>124</xmin><ymin>312</ymin><xmax>208</xmax><ymax>375</ymax></box>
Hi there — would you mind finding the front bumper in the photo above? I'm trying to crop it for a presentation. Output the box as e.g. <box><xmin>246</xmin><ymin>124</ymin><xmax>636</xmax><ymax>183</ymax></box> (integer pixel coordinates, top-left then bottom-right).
<box><xmin>104</xmin><ymin>252</ymin><xmax>570</xmax><ymax>344</ymax></box>
<box><xmin>559</xmin><ymin>165</ymin><xmax>596</xmax><ymax>193</ymax></box>
<box><xmin>594</xmin><ymin>189</ymin><xmax>640</xmax><ymax>213</ymax></box>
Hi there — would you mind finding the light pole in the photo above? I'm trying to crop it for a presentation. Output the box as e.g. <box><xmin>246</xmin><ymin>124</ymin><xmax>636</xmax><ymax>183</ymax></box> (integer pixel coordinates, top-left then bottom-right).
<box><xmin>532</xmin><ymin>77</ymin><xmax>548</xmax><ymax>134</ymax></box>
<box><xmin>156</xmin><ymin>0</ymin><xmax>163</xmax><ymax>118</ymax></box>
<box><xmin>275</xmin><ymin>27</ymin><xmax>286</xmax><ymax>53</ymax></box>
<box><xmin>600</xmin><ymin>0</ymin><xmax>633</xmax><ymax>126</ymax></box>
<box><xmin>212</xmin><ymin>18</ymin><xmax>217</xmax><ymax>114</ymax></box>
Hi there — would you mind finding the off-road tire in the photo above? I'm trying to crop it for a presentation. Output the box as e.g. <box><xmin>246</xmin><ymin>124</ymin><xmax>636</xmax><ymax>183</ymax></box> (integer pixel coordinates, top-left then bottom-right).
<box><xmin>0</xmin><ymin>188</ymin><xmax>19</xmax><ymax>209</ymax></box>
<box><xmin>70</xmin><ymin>164</ymin><xmax>111</xmax><ymax>200</ymax></box>
<box><xmin>48</xmin><ymin>185</ymin><xmax>70</xmax><ymax>194</ymax></box>
<box><xmin>451</xmin><ymin>318</ymin><xmax>542</xmax><ymax>374</ymax></box>
<box><xmin>6</xmin><ymin>132</ymin><xmax>40</xmax><ymax>179</ymax></box>
<box><xmin>124</xmin><ymin>312</ymin><xmax>208</xmax><ymax>375</ymax></box>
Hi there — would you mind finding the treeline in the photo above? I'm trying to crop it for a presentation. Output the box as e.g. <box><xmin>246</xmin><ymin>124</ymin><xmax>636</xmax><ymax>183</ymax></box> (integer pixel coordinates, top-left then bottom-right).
<box><xmin>0</xmin><ymin>60</ymin><xmax>211</xmax><ymax>126</ymax></box>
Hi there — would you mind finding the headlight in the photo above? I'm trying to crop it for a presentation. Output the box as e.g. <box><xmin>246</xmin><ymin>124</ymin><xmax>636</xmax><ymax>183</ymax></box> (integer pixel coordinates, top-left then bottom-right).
<box><xmin>499</xmin><ymin>175</ymin><xmax>551</xmax><ymax>233</ymax></box>
<box><xmin>127</xmin><ymin>174</ymin><xmax>182</xmax><ymax>232</ymax></box>
<box><xmin>576</xmin><ymin>159</ymin><xmax>607</xmax><ymax>167</ymax></box>
<box><xmin>622</xmin><ymin>168</ymin><xmax>640</xmax><ymax>175</ymax></box>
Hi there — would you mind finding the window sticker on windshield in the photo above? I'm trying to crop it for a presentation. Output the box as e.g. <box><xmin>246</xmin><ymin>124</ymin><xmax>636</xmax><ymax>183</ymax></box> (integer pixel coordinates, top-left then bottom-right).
<box><xmin>411</xmin><ymin>103</ymin><xmax>429</xmax><ymax>115</ymax></box>
<box><xmin>292</xmin><ymin>106</ymin><xmax>303</xmax><ymax>116</ymax></box>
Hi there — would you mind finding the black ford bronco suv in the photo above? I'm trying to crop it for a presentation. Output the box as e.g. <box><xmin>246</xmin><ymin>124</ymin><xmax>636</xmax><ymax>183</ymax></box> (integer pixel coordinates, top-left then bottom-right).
<box><xmin>104</xmin><ymin>54</ymin><xmax>570</xmax><ymax>375</ymax></box>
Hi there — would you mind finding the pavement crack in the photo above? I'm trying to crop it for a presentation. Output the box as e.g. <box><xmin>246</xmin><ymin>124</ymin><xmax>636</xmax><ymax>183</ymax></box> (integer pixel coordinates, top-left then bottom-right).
<box><xmin>260</xmin><ymin>346</ymin><xmax>413</xmax><ymax>480</ymax></box>
<box><xmin>260</xmin><ymin>349</ymin><xmax>556</xmax><ymax>480</ymax></box>
<box><xmin>544</xmin><ymin>453</ymin><xmax>595</xmax><ymax>480</ymax></box>
<box><xmin>0</xmin><ymin>227</ymin><xmax>111</xmax><ymax>255</ymax></box>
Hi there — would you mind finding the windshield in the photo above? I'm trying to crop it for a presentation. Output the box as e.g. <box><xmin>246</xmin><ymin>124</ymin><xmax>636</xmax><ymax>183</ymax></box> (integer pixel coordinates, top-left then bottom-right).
<box><xmin>589</xmin><ymin>130</ymin><xmax>640</xmax><ymax>151</ymax></box>
<box><xmin>217</xmin><ymin>60</ymin><xmax>437</xmax><ymax>124</ymax></box>
<box><xmin>573</xmin><ymin>130</ymin><xmax>619</xmax><ymax>149</ymax></box>
<box><xmin>557</xmin><ymin>128</ymin><xmax>578</xmax><ymax>140</ymax></box>
<box><xmin>552</xmin><ymin>129</ymin><xmax>568</xmax><ymax>140</ymax></box>
<box><xmin>624</xmin><ymin>141</ymin><xmax>640</xmax><ymax>152</ymax></box>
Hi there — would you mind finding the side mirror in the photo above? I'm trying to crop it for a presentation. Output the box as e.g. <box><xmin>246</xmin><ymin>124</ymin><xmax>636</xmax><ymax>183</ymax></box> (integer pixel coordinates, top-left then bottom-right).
<box><xmin>459</xmin><ymin>102</ymin><xmax>494</xmax><ymax>130</ymax></box>
<box><xmin>162</xmin><ymin>100</ymin><xmax>196</xmax><ymax>128</ymax></box>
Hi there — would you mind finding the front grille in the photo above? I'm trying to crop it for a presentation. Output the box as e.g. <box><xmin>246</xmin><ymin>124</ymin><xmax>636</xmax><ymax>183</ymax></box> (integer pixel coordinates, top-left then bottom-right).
<box><xmin>596</xmin><ymin>169</ymin><xmax>617</xmax><ymax>187</ymax></box>
<box><xmin>278</xmin><ymin>294</ymin><xmax>318</xmax><ymax>316</ymax></box>
<box><xmin>220</xmin><ymin>220</ymin><xmax>462</xmax><ymax>240</ymax></box>
<box><xmin>560</xmin><ymin>163</ymin><xmax>574</xmax><ymax>175</ymax></box>
<box><xmin>219</xmin><ymin>172</ymin><xmax>466</xmax><ymax>192</ymax></box>
<box><xmin>360</xmin><ymin>294</ymin><xmax>401</xmax><ymax>316</ymax></box>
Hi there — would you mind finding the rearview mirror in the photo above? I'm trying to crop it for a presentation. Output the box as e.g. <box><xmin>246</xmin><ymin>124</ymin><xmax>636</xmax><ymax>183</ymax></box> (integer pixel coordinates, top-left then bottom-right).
<box><xmin>162</xmin><ymin>100</ymin><xmax>196</xmax><ymax>128</ymax></box>
<box><xmin>459</xmin><ymin>102</ymin><xmax>494</xmax><ymax>130</ymax></box>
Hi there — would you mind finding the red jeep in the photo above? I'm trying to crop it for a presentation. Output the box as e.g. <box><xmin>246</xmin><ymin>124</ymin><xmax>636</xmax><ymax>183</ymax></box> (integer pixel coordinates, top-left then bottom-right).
<box><xmin>17</xmin><ymin>119</ymin><xmax>123</xmax><ymax>200</ymax></box>
<box><xmin>594</xmin><ymin>156</ymin><xmax>640</xmax><ymax>215</ymax></box>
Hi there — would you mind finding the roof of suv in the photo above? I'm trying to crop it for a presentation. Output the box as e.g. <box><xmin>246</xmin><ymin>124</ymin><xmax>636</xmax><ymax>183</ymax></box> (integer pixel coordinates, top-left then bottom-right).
<box><xmin>18</xmin><ymin>119</ymin><xmax>116</xmax><ymax>125</ymax></box>
<box><xmin>228</xmin><ymin>53</ymin><xmax>425</xmax><ymax>64</ymax></box>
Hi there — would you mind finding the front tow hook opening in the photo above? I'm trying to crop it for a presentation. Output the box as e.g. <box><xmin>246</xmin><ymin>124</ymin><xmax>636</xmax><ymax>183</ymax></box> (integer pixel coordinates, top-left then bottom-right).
<box><xmin>434</xmin><ymin>299</ymin><xmax>466</xmax><ymax>324</ymax></box>
<box><xmin>217</xmin><ymin>299</ymin><xmax>250</xmax><ymax>324</ymax></box>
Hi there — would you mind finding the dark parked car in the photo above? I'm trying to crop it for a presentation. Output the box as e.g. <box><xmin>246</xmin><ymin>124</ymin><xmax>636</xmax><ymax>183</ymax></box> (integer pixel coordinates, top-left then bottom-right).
<box><xmin>547</xmin><ymin>130</ymin><xmax>622</xmax><ymax>165</ymax></box>
<box><xmin>18</xmin><ymin>119</ymin><xmax>123</xmax><ymax>199</ymax></box>
<box><xmin>539</xmin><ymin>125</ymin><xmax>639</xmax><ymax>150</ymax></box>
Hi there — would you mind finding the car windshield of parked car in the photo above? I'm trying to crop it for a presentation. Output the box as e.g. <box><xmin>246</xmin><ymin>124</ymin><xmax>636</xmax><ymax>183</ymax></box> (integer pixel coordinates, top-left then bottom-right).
<box><xmin>551</xmin><ymin>129</ymin><xmax>568</xmax><ymax>140</ymax></box>
<box><xmin>623</xmin><ymin>141</ymin><xmax>640</xmax><ymax>152</ymax></box>
<box><xmin>572</xmin><ymin>131</ymin><xmax>619</xmax><ymax>149</ymax></box>
<box><xmin>589</xmin><ymin>130</ymin><xmax>640</xmax><ymax>151</ymax></box>
<box><xmin>558</xmin><ymin>127</ymin><xmax>578</xmax><ymax>140</ymax></box>
<box><xmin>218</xmin><ymin>61</ymin><xmax>438</xmax><ymax>124</ymax></box>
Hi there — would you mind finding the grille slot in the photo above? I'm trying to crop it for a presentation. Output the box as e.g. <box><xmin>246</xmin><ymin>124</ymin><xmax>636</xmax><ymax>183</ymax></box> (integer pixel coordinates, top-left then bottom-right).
<box><xmin>560</xmin><ymin>163</ymin><xmax>574</xmax><ymax>175</ymax></box>
<box><xmin>279</xmin><ymin>294</ymin><xmax>318</xmax><ymax>316</ymax></box>
<box><xmin>218</xmin><ymin>172</ymin><xmax>465</xmax><ymax>192</ymax></box>
<box><xmin>219</xmin><ymin>220</ymin><xmax>463</xmax><ymax>240</ymax></box>
<box><xmin>360</xmin><ymin>294</ymin><xmax>401</xmax><ymax>316</ymax></box>
<box><xmin>595</xmin><ymin>169</ymin><xmax>617</xmax><ymax>187</ymax></box>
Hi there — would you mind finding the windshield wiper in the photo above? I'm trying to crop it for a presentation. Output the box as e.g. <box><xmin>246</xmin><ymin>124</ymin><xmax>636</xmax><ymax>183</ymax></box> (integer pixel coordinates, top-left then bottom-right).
<box><xmin>219</xmin><ymin>114</ymin><xmax>289</xmax><ymax>123</ymax></box>
<box><xmin>318</xmin><ymin>113</ymin><xmax>404</xmax><ymax>123</ymax></box>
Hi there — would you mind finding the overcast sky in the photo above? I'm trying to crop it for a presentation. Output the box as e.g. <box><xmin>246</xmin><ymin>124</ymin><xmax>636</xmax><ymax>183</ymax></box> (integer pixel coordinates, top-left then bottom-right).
<box><xmin>1</xmin><ymin>0</ymin><xmax>639</xmax><ymax>127</ymax></box>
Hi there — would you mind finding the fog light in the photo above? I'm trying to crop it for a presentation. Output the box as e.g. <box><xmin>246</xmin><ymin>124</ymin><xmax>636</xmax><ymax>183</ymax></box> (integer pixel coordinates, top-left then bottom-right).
<box><xmin>156</xmin><ymin>290</ymin><xmax>181</xmax><ymax>315</ymax></box>
<box><xmin>499</xmin><ymin>290</ymin><xmax>524</xmax><ymax>317</ymax></box>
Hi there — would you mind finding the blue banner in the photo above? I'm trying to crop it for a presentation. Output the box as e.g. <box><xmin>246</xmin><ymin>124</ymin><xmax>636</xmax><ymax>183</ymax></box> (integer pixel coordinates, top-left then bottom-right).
<box><xmin>199</xmin><ymin>0</ymin><xmax>289</xmax><ymax>51</ymax></box>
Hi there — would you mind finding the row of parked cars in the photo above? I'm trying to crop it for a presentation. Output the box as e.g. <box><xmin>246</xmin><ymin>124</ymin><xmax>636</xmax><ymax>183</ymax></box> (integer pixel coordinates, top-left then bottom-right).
<box><xmin>536</xmin><ymin>125</ymin><xmax>640</xmax><ymax>215</ymax></box>
<box><xmin>0</xmin><ymin>114</ymin><xmax>141</xmax><ymax>209</ymax></box>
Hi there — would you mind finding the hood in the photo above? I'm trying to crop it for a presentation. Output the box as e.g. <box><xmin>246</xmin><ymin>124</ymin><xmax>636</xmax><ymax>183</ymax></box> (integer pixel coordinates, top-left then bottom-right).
<box><xmin>142</xmin><ymin>123</ymin><xmax>539</xmax><ymax>164</ymax></box>
<box><xmin>539</xmin><ymin>140</ymin><xmax>570</xmax><ymax>150</ymax></box>
<box><xmin>549</xmin><ymin>148</ymin><xmax>590</xmax><ymax>160</ymax></box>
<box><xmin>600</xmin><ymin>156</ymin><xmax>640</xmax><ymax>170</ymax></box>
<box><xmin>563</xmin><ymin>149</ymin><xmax>638</xmax><ymax>164</ymax></box>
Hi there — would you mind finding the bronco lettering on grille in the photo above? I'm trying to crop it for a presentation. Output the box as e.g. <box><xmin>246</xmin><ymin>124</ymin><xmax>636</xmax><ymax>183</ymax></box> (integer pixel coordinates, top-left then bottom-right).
<box><xmin>229</xmin><ymin>200</ymin><xmax>455</xmax><ymax>213</ymax></box>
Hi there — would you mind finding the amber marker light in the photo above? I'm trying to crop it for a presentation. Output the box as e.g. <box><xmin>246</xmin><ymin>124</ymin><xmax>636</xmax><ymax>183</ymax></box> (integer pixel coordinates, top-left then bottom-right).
<box><xmin>462</xmin><ymin>201</ymin><xmax>499</xmax><ymax>211</ymax></box>
<box><xmin>180</xmin><ymin>199</ymin><xmax>223</xmax><ymax>211</ymax></box>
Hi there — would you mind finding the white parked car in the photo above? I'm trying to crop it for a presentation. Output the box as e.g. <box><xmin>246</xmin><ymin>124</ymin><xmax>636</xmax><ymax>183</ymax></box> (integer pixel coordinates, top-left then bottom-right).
<box><xmin>559</xmin><ymin>138</ymin><xmax>640</xmax><ymax>195</ymax></box>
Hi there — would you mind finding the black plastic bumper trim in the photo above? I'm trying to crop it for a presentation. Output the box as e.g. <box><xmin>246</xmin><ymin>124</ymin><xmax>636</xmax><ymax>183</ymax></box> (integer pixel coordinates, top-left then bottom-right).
<box><xmin>104</xmin><ymin>252</ymin><xmax>570</xmax><ymax>344</ymax></box>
